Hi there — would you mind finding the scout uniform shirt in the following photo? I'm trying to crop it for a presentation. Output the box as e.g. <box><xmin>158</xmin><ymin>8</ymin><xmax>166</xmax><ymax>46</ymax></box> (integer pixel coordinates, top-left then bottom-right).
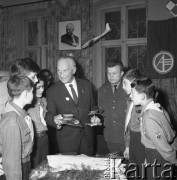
<box><xmin>140</xmin><ymin>100</ymin><xmax>177</xmax><ymax>164</ymax></box>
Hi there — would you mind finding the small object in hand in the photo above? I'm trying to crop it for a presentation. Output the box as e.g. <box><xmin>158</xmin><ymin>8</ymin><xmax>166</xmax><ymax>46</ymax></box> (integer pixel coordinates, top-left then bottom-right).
<box><xmin>74</xmin><ymin>119</ymin><xmax>79</xmax><ymax>124</ymax></box>
<box><xmin>62</xmin><ymin>114</ymin><xmax>73</xmax><ymax>121</ymax></box>
<box><xmin>86</xmin><ymin>115</ymin><xmax>102</xmax><ymax>127</ymax></box>
<box><xmin>86</xmin><ymin>122</ymin><xmax>102</xmax><ymax>127</ymax></box>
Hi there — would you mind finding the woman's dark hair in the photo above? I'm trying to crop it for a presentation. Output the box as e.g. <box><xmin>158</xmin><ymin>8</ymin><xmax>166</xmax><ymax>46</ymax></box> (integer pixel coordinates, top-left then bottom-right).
<box><xmin>39</xmin><ymin>69</ymin><xmax>55</xmax><ymax>87</ymax></box>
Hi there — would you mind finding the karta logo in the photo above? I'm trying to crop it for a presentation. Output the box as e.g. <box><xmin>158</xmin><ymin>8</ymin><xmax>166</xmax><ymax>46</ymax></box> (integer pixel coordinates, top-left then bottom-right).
<box><xmin>166</xmin><ymin>0</ymin><xmax>177</xmax><ymax>17</ymax></box>
<box><xmin>104</xmin><ymin>158</ymin><xmax>126</xmax><ymax>179</ymax></box>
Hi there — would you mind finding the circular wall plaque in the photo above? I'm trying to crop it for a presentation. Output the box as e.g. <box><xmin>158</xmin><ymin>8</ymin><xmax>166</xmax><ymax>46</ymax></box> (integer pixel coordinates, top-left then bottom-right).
<box><xmin>152</xmin><ymin>51</ymin><xmax>174</xmax><ymax>74</ymax></box>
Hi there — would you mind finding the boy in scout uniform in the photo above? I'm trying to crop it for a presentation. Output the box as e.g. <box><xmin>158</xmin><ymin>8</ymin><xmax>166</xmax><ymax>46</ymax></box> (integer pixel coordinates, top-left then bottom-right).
<box><xmin>130</xmin><ymin>77</ymin><xmax>177</xmax><ymax>180</ymax></box>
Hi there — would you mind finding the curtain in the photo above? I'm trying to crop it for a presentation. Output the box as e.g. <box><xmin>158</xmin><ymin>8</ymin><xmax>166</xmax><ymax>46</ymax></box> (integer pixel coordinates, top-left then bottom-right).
<box><xmin>147</xmin><ymin>17</ymin><xmax>177</xmax><ymax>129</ymax></box>
<box><xmin>147</xmin><ymin>17</ymin><xmax>177</xmax><ymax>79</ymax></box>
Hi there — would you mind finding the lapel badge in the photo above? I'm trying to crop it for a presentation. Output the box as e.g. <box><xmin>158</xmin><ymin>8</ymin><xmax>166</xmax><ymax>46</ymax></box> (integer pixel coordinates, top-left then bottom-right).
<box><xmin>66</xmin><ymin>97</ymin><xmax>70</xmax><ymax>101</ymax></box>
<box><xmin>155</xmin><ymin>133</ymin><xmax>161</xmax><ymax>139</ymax></box>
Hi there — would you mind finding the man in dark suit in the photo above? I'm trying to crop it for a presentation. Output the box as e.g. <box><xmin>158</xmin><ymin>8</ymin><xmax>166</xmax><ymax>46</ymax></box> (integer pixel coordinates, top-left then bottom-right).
<box><xmin>61</xmin><ymin>23</ymin><xmax>79</xmax><ymax>47</ymax></box>
<box><xmin>46</xmin><ymin>55</ymin><xmax>100</xmax><ymax>156</ymax></box>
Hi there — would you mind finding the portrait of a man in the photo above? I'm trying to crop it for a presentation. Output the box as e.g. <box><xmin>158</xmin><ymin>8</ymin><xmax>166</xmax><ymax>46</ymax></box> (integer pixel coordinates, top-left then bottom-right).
<box><xmin>61</xmin><ymin>23</ymin><xmax>79</xmax><ymax>47</ymax></box>
<box><xmin>59</xmin><ymin>20</ymin><xmax>81</xmax><ymax>50</ymax></box>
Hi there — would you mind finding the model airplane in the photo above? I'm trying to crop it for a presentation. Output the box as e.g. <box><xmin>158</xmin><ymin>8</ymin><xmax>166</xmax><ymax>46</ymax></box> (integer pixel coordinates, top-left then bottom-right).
<box><xmin>82</xmin><ymin>23</ymin><xmax>112</xmax><ymax>49</ymax></box>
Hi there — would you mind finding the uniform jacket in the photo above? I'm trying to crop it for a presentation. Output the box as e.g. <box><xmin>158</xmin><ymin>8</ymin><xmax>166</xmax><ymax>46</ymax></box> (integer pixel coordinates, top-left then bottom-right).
<box><xmin>46</xmin><ymin>78</ymin><xmax>97</xmax><ymax>155</ymax></box>
<box><xmin>98</xmin><ymin>82</ymin><xmax>128</xmax><ymax>144</ymax></box>
<box><xmin>0</xmin><ymin>101</ymin><xmax>33</xmax><ymax>180</ymax></box>
<box><xmin>141</xmin><ymin>100</ymin><xmax>177</xmax><ymax>164</ymax></box>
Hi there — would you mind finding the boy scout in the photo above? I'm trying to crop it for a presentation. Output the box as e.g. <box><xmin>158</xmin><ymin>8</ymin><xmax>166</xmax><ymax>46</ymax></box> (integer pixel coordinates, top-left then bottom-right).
<box><xmin>0</xmin><ymin>75</ymin><xmax>34</xmax><ymax>180</ymax></box>
<box><xmin>130</xmin><ymin>78</ymin><xmax>177</xmax><ymax>179</ymax></box>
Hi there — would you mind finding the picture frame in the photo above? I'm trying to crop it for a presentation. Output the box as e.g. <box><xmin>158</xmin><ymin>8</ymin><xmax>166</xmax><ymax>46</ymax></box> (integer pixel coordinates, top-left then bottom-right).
<box><xmin>58</xmin><ymin>20</ymin><xmax>81</xmax><ymax>50</ymax></box>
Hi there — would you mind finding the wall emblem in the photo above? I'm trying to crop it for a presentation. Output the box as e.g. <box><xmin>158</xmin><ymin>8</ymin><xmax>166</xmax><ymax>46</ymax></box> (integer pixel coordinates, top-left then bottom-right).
<box><xmin>152</xmin><ymin>51</ymin><xmax>174</xmax><ymax>74</ymax></box>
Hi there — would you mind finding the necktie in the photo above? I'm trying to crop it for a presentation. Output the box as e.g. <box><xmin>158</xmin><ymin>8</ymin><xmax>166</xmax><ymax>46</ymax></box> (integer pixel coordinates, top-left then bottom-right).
<box><xmin>69</xmin><ymin>84</ymin><xmax>78</xmax><ymax>104</ymax></box>
<box><xmin>113</xmin><ymin>85</ymin><xmax>117</xmax><ymax>94</ymax></box>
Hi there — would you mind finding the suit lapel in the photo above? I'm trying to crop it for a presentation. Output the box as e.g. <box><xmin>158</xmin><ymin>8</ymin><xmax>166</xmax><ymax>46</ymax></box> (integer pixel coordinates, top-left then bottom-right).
<box><xmin>58</xmin><ymin>81</ymin><xmax>77</xmax><ymax>107</ymax></box>
<box><xmin>76</xmin><ymin>79</ymin><xmax>84</xmax><ymax>116</ymax></box>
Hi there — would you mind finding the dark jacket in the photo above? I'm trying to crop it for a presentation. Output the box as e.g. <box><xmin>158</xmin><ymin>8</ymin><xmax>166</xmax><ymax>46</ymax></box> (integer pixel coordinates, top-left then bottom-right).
<box><xmin>61</xmin><ymin>34</ymin><xmax>79</xmax><ymax>46</ymax></box>
<box><xmin>98</xmin><ymin>82</ymin><xmax>128</xmax><ymax>144</ymax></box>
<box><xmin>46</xmin><ymin>78</ymin><xmax>97</xmax><ymax>155</ymax></box>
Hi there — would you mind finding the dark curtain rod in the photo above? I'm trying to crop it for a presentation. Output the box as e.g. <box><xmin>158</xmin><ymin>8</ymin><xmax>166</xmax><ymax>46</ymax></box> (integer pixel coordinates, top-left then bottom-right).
<box><xmin>0</xmin><ymin>0</ymin><xmax>54</xmax><ymax>9</ymax></box>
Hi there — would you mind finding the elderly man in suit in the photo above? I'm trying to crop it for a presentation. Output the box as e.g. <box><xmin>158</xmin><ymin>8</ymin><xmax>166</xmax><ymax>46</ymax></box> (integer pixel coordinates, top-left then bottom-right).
<box><xmin>46</xmin><ymin>55</ymin><xmax>100</xmax><ymax>156</ymax></box>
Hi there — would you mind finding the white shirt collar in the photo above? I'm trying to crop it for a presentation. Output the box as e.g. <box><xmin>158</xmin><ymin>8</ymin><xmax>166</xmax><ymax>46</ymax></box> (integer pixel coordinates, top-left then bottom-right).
<box><xmin>65</xmin><ymin>78</ymin><xmax>78</xmax><ymax>97</ymax></box>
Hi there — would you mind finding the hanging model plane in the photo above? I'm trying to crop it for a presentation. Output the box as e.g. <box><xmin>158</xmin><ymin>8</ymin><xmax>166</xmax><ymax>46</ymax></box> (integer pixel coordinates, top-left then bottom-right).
<box><xmin>82</xmin><ymin>23</ymin><xmax>112</xmax><ymax>49</ymax></box>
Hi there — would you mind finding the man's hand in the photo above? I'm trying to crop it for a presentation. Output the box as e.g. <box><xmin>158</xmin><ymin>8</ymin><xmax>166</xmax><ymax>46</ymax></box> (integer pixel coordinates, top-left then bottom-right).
<box><xmin>124</xmin><ymin>147</ymin><xmax>129</xmax><ymax>160</ymax></box>
<box><xmin>90</xmin><ymin>115</ymin><xmax>101</xmax><ymax>126</ymax></box>
<box><xmin>54</xmin><ymin>114</ymin><xmax>63</xmax><ymax>129</ymax></box>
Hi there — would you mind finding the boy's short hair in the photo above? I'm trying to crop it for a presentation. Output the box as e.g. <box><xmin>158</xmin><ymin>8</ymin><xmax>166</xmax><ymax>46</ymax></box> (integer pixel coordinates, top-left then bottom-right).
<box><xmin>10</xmin><ymin>57</ymin><xmax>40</xmax><ymax>76</ymax></box>
<box><xmin>106</xmin><ymin>59</ymin><xmax>123</xmax><ymax>71</ymax></box>
<box><xmin>123</xmin><ymin>69</ymin><xmax>142</xmax><ymax>82</ymax></box>
<box><xmin>7</xmin><ymin>75</ymin><xmax>34</xmax><ymax>98</ymax></box>
<box><xmin>131</xmin><ymin>78</ymin><xmax>155</xmax><ymax>99</ymax></box>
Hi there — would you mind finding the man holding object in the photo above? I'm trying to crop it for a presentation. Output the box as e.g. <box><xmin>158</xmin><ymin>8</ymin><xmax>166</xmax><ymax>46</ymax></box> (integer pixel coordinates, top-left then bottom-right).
<box><xmin>46</xmin><ymin>56</ymin><xmax>100</xmax><ymax>156</ymax></box>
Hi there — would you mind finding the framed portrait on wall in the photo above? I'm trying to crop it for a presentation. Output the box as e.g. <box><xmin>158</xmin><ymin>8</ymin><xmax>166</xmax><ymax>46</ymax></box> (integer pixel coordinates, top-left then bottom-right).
<box><xmin>58</xmin><ymin>20</ymin><xmax>81</xmax><ymax>50</ymax></box>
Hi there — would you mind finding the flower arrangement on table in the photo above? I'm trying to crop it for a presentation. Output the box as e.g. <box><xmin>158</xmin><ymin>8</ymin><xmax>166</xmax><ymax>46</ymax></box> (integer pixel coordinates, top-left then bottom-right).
<box><xmin>29</xmin><ymin>161</ymin><xmax>103</xmax><ymax>180</ymax></box>
<box><xmin>29</xmin><ymin>152</ymin><xmax>127</xmax><ymax>180</ymax></box>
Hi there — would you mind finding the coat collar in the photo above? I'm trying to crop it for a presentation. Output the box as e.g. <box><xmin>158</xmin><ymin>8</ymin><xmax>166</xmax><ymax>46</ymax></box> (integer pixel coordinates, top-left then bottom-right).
<box><xmin>6</xmin><ymin>101</ymin><xmax>27</xmax><ymax>118</ymax></box>
<box><xmin>3</xmin><ymin>101</ymin><xmax>30</xmax><ymax>135</ymax></box>
<box><xmin>140</xmin><ymin>99</ymin><xmax>154</xmax><ymax>117</ymax></box>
